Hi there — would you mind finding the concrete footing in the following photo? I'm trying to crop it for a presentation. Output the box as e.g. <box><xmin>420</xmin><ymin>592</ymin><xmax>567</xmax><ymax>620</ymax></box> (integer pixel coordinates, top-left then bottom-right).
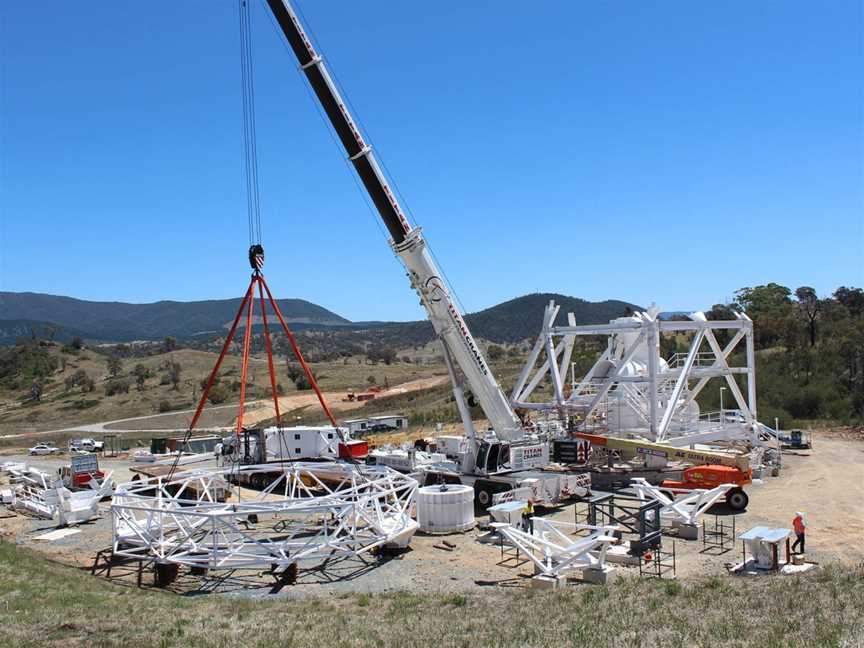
<box><xmin>531</xmin><ymin>574</ymin><xmax>565</xmax><ymax>590</ymax></box>
<box><xmin>581</xmin><ymin>565</ymin><xmax>617</xmax><ymax>585</ymax></box>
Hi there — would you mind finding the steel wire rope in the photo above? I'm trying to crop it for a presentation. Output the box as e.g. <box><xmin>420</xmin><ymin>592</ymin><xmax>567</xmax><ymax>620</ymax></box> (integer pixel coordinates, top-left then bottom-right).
<box><xmin>240</xmin><ymin>0</ymin><xmax>264</xmax><ymax>245</ymax></box>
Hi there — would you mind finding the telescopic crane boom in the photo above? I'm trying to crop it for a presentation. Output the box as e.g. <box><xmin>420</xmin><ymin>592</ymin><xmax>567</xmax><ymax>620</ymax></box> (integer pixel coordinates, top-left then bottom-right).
<box><xmin>265</xmin><ymin>0</ymin><xmax>523</xmax><ymax>443</ymax></box>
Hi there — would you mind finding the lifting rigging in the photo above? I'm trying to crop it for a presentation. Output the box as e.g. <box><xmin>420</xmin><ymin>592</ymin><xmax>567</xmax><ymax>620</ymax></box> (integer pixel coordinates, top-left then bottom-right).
<box><xmin>166</xmin><ymin>0</ymin><xmax>337</xmax><ymax>481</ymax></box>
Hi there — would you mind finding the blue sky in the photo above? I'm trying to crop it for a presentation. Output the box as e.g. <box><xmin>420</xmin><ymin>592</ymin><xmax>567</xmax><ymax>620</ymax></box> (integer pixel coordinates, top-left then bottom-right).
<box><xmin>1</xmin><ymin>1</ymin><xmax>861</xmax><ymax>321</ymax></box>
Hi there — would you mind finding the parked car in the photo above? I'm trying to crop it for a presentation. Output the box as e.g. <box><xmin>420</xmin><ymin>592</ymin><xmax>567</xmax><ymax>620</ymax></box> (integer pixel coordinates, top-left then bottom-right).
<box><xmin>28</xmin><ymin>443</ymin><xmax>60</xmax><ymax>456</ymax></box>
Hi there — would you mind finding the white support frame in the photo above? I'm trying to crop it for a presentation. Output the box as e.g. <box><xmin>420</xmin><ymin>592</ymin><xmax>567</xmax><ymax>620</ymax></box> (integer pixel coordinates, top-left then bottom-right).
<box><xmin>491</xmin><ymin>519</ymin><xmax>618</xmax><ymax>578</ymax></box>
<box><xmin>511</xmin><ymin>301</ymin><xmax>759</xmax><ymax>447</ymax></box>
<box><xmin>111</xmin><ymin>462</ymin><xmax>419</xmax><ymax>571</ymax></box>
<box><xmin>630</xmin><ymin>477</ymin><xmax>732</xmax><ymax>527</ymax></box>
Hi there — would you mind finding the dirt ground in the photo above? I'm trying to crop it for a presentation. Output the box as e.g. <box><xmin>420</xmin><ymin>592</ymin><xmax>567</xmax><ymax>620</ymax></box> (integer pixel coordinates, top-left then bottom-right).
<box><xmin>1</xmin><ymin>430</ymin><xmax>861</xmax><ymax>596</ymax></box>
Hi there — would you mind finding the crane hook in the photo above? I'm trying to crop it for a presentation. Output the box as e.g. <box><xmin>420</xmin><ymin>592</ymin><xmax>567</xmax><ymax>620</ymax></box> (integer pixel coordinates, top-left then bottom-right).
<box><xmin>249</xmin><ymin>244</ymin><xmax>265</xmax><ymax>273</ymax></box>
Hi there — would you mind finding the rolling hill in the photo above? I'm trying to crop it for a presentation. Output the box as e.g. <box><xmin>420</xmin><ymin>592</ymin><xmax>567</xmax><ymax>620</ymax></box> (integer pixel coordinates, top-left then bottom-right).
<box><xmin>0</xmin><ymin>291</ymin><xmax>640</xmax><ymax>346</ymax></box>
<box><xmin>0</xmin><ymin>292</ymin><xmax>349</xmax><ymax>344</ymax></box>
<box><xmin>343</xmin><ymin>293</ymin><xmax>641</xmax><ymax>347</ymax></box>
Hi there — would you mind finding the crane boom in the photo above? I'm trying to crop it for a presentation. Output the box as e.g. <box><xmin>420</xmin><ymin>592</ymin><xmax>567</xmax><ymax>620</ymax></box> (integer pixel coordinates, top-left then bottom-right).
<box><xmin>265</xmin><ymin>0</ymin><xmax>522</xmax><ymax>440</ymax></box>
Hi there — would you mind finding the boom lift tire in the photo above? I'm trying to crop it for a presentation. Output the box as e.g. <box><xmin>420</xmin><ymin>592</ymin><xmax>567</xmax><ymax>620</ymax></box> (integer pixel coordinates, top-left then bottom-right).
<box><xmin>726</xmin><ymin>488</ymin><xmax>749</xmax><ymax>511</ymax></box>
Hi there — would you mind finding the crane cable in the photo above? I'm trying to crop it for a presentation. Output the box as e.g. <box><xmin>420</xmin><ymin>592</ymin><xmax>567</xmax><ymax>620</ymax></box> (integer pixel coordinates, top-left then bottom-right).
<box><xmin>240</xmin><ymin>0</ymin><xmax>263</xmax><ymax>246</ymax></box>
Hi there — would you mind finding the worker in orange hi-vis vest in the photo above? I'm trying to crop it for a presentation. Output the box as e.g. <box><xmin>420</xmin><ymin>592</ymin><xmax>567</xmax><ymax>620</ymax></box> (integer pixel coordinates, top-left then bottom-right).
<box><xmin>792</xmin><ymin>512</ymin><xmax>806</xmax><ymax>554</ymax></box>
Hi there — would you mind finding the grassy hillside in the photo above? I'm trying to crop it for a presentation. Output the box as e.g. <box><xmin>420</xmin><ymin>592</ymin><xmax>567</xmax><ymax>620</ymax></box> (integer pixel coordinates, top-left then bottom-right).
<box><xmin>0</xmin><ymin>339</ymin><xmax>447</xmax><ymax>435</ymax></box>
<box><xmin>0</xmin><ymin>542</ymin><xmax>861</xmax><ymax>647</ymax></box>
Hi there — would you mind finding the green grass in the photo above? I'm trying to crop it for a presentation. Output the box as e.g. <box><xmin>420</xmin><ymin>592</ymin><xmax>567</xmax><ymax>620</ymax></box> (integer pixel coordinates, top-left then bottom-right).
<box><xmin>1</xmin><ymin>542</ymin><xmax>862</xmax><ymax>647</ymax></box>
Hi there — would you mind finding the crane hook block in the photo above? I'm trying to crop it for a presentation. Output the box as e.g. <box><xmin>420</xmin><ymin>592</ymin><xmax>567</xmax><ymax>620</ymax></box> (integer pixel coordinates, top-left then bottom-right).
<box><xmin>249</xmin><ymin>244</ymin><xmax>265</xmax><ymax>272</ymax></box>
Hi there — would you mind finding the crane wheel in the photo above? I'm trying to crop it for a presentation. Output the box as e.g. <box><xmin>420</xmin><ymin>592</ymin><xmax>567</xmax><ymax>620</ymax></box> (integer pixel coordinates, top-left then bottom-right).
<box><xmin>475</xmin><ymin>487</ymin><xmax>493</xmax><ymax>509</ymax></box>
<box><xmin>726</xmin><ymin>488</ymin><xmax>749</xmax><ymax>511</ymax></box>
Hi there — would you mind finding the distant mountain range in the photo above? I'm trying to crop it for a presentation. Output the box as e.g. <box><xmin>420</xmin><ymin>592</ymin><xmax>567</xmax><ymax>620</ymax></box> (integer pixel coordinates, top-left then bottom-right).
<box><xmin>0</xmin><ymin>292</ymin><xmax>348</xmax><ymax>345</ymax></box>
<box><xmin>0</xmin><ymin>291</ymin><xmax>641</xmax><ymax>346</ymax></box>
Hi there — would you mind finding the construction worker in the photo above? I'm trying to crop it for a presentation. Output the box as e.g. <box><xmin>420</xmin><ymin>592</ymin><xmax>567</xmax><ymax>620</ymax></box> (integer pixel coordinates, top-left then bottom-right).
<box><xmin>522</xmin><ymin>499</ymin><xmax>535</xmax><ymax>535</ymax></box>
<box><xmin>792</xmin><ymin>512</ymin><xmax>806</xmax><ymax>554</ymax></box>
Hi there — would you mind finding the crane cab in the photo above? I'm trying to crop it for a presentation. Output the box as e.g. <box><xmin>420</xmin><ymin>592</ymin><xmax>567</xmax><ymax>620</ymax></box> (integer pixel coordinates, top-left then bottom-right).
<box><xmin>473</xmin><ymin>440</ymin><xmax>549</xmax><ymax>475</ymax></box>
<box><xmin>474</xmin><ymin>440</ymin><xmax>511</xmax><ymax>474</ymax></box>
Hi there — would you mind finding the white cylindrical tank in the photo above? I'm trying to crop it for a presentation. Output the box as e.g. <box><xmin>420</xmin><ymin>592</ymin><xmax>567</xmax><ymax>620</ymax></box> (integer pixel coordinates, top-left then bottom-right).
<box><xmin>415</xmin><ymin>484</ymin><xmax>475</xmax><ymax>534</ymax></box>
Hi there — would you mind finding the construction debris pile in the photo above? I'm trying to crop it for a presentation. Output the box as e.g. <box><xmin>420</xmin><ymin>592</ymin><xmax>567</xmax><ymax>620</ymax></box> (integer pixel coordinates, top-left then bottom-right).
<box><xmin>1</xmin><ymin>460</ymin><xmax>113</xmax><ymax>526</ymax></box>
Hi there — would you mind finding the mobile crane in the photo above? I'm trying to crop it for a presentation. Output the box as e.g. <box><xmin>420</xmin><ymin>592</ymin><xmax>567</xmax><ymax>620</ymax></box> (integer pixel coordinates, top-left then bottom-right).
<box><xmin>264</xmin><ymin>0</ymin><xmax>590</xmax><ymax>507</ymax></box>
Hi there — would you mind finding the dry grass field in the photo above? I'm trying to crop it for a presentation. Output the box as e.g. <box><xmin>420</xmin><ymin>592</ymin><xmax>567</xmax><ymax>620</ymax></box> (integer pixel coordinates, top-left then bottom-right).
<box><xmin>0</xmin><ymin>541</ymin><xmax>861</xmax><ymax>648</ymax></box>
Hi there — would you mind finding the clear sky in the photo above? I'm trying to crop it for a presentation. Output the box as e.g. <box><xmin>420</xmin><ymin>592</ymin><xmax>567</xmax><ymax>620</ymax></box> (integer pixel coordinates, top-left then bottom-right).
<box><xmin>1</xmin><ymin>1</ymin><xmax>862</xmax><ymax>321</ymax></box>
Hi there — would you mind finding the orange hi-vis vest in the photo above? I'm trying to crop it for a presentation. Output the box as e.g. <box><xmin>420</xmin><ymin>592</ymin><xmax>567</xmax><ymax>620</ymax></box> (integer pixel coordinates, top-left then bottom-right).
<box><xmin>793</xmin><ymin>515</ymin><xmax>805</xmax><ymax>534</ymax></box>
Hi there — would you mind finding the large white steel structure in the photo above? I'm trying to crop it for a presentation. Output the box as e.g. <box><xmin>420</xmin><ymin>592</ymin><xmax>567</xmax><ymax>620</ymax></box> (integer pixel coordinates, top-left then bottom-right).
<box><xmin>512</xmin><ymin>301</ymin><xmax>760</xmax><ymax>447</ymax></box>
<box><xmin>111</xmin><ymin>463</ymin><xmax>419</xmax><ymax>571</ymax></box>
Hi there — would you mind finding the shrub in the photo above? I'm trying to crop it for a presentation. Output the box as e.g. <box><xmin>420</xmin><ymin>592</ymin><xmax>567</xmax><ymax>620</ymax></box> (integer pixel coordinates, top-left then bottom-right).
<box><xmin>208</xmin><ymin>384</ymin><xmax>229</xmax><ymax>405</ymax></box>
<box><xmin>158</xmin><ymin>400</ymin><xmax>173</xmax><ymax>413</ymax></box>
<box><xmin>105</xmin><ymin>378</ymin><xmax>130</xmax><ymax>396</ymax></box>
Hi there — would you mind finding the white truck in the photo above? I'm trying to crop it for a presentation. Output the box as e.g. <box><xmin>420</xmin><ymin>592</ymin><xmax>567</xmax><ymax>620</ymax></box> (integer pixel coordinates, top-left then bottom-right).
<box><xmin>265</xmin><ymin>0</ymin><xmax>592</xmax><ymax>507</ymax></box>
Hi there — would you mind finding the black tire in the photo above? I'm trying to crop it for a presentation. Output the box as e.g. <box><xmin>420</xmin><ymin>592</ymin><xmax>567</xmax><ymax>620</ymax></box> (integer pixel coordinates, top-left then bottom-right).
<box><xmin>475</xmin><ymin>486</ymin><xmax>494</xmax><ymax>509</ymax></box>
<box><xmin>726</xmin><ymin>488</ymin><xmax>749</xmax><ymax>511</ymax></box>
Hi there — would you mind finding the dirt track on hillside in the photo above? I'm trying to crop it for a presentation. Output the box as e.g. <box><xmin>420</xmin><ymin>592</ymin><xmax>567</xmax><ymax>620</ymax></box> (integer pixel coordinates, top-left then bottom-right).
<box><xmin>238</xmin><ymin>375</ymin><xmax>449</xmax><ymax>427</ymax></box>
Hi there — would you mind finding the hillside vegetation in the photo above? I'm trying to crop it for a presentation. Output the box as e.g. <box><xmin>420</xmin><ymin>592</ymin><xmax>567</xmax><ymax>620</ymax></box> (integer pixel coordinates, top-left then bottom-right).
<box><xmin>705</xmin><ymin>284</ymin><xmax>864</xmax><ymax>425</ymax></box>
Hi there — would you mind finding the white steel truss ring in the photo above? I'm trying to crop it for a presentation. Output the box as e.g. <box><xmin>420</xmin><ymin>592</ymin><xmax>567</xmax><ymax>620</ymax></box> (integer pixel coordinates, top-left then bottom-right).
<box><xmin>110</xmin><ymin>462</ymin><xmax>419</xmax><ymax>571</ymax></box>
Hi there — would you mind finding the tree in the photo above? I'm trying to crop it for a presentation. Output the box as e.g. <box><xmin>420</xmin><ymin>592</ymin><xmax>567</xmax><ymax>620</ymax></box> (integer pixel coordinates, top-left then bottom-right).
<box><xmin>208</xmin><ymin>383</ymin><xmax>229</xmax><ymax>404</ymax></box>
<box><xmin>367</xmin><ymin>375</ymin><xmax>377</xmax><ymax>385</ymax></box>
<box><xmin>168</xmin><ymin>362</ymin><xmax>182</xmax><ymax>391</ymax></box>
<box><xmin>487</xmin><ymin>344</ymin><xmax>505</xmax><ymax>361</ymax></box>
<box><xmin>163</xmin><ymin>336</ymin><xmax>177</xmax><ymax>353</ymax></box>
<box><xmin>795</xmin><ymin>287</ymin><xmax>820</xmax><ymax>347</ymax></box>
<box><xmin>30</xmin><ymin>379</ymin><xmax>43</xmax><ymax>402</ymax></box>
<box><xmin>734</xmin><ymin>284</ymin><xmax>793</xmax><ymax>347</ymax></box>
<box><xmin>42</xmin><ymin>325</ymin><xmax>57</xmax><ymax>341</ymax></box>
<box><xmin>286</xmin><ymin>363</ymin><xmax>303</xmax><ymax>383</ymax></box>
<box><xmin>70</xmin><ymin>336</ymin><xmax>83</xmax><ymax>351</ymax></box>
<box><xmin>105</xmin><ymin>378</ymin><xmax>130</xmax><ymax>396</ymax></box>
<box><xmin>834</xmin><ymin>286</ymin><xmax>864</xmax><ymax>317</ymax></box>
<box><xmin>133</xmin><ymin>364</ymin><xmax>149</xmax><ymax>391</ymax></box>
<box><xmin>734</xmin><ymin>283</ymin><xmax>792</xmax><ymax>314</ymax></box>
<box><xmin>106</xmin><ymin>355</ymin><xmax>123</xmax><ymax>378</ymax></box>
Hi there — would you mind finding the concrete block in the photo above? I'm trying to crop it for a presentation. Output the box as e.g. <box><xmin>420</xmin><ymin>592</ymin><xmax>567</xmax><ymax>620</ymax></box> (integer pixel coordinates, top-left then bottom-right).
<box><xmin>675</xmin><ymin>523</ymin><xmax>699</xmax><ymax>540</ymax></box>
<box><xmin>602</xmin><ymin>545</ymin><xmax>642</xmax><ymax>566</ymax></box>
<box><xmin>531</xmin><ymin>574</ymin><xmax>564</xmax><ymax>590</ymax></box>
<box><xmin>582</xmin><ymin>565</ymin><xmax>617</xmax><ymax>585</ymax></box>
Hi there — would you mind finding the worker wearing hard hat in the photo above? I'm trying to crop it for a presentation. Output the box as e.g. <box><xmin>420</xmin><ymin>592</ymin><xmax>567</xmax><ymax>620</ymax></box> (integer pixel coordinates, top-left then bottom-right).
<box><xmin>792</xmin><ymin>512</ymin><xmax>806</xmax><ymax>554</ymax></box>
<box><xmin>522</xmin><ymin>499</ymin><xmax>535</xmax><ymax>535</ymax></box>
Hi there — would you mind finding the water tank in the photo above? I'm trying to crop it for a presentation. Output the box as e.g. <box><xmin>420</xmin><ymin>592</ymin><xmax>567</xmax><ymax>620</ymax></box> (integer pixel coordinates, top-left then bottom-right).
<box><xmin>416</xmin><ymin>484</ymin><xmax>475</xmax><ymax>534</ymax></box>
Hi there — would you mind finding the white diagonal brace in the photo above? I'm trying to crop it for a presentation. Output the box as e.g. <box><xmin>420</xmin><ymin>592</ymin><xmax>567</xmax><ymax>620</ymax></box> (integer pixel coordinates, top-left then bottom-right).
<box><xmin>577</xmin><ymin>331</ymin><xmax>647</xmax><ymax>430</ymax></box>
<box><xmin>702</xmin><ymin>328</ymin><xmax>752</xmax><ymax>422</ymax></box>
<box><xmin>657</xmin><ymin>330</ymin><xmax>705</xmax><ymax>441</ymax></box>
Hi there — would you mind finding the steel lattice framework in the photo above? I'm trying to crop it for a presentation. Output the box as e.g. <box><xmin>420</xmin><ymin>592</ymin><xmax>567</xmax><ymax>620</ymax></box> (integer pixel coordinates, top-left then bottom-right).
<box><xmin>512</xmin><ymin>300</ymin><xmax>761</xmax><ymax>447</ymax></box>
<box><xmin>111</xmin><ymin>462</ymin><xmax>419</xmax><ymax>570</ymax></box>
